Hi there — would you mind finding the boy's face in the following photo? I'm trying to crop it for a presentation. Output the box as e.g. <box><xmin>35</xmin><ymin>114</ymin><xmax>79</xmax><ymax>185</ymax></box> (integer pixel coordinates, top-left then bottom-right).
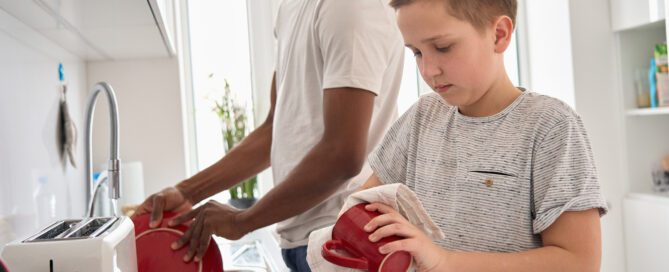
<box><xmin>397</xmin><ymin>1</ymin><xmax>501</xmax><ymax>106</ymax></box>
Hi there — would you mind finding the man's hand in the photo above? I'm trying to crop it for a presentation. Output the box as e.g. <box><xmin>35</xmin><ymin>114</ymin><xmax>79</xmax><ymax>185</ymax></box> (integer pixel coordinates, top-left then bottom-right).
<box><xmin>134</xmin><ymin>187</ymin><xmax>193</xmax><ymax>228</ymax></box>
<box><xmin>364</xmin><ymin>203</ymin><xmax>446</xmax><ymax>272</ymax></box>
<box><xmin>169</xmin><ymin>200</ymin><xmax>248</xmax><ymax>263</ymax></box>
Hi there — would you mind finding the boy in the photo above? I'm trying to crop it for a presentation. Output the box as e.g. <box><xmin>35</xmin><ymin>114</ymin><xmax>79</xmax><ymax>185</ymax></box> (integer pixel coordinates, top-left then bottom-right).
<box><xmin>359</xmin><ymin>0</ymin><xmax>608</xmax><ymax>271</ymax></box>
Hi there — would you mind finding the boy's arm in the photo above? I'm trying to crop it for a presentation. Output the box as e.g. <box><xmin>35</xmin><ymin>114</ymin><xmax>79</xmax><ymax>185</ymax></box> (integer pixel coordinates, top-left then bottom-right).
<box><xmin>441</xmin><ymin>209</ymin><xmax>601</xmax><ymax>272</ymax></box>
<box><xmin>366</xmin><ymin>205</ymin><xmax>602</xmax><ymax>272</ymax></box>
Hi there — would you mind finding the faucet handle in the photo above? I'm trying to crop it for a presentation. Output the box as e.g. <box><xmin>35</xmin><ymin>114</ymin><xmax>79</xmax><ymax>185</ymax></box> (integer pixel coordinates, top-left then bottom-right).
<box><xmin>108</xmin><ymin>159</ymin><xmax>122</xmax><ymax>200</ymax></box>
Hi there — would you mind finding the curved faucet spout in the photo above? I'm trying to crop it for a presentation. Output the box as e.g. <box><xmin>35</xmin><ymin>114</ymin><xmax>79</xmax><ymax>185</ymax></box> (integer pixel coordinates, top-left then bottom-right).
<box><xmin>85</xmin><ymin>82</ymin><xmax>121</xmax><ymax>217</ymax></box>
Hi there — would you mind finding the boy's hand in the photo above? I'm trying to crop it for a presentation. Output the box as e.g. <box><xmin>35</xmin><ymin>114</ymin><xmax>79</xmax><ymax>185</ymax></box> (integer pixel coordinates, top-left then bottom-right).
<box><xmin>364</xmin><ymin>203</ymin><xmax>446</xmax><ymax>271</ymax></box>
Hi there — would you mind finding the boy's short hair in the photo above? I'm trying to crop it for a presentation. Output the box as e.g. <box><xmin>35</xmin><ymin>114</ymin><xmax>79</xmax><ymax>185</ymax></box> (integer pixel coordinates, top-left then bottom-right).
<box><xmin>389</xmin><ymin>0</ymin><xmax>517</xmax><ymax>32</ymax></box>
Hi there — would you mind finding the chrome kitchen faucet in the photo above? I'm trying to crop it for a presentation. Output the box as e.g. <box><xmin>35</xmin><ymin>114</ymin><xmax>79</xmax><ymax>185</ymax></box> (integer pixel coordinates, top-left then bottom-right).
<box><xmin>84</xmin><ymin>82</ymin><xmax>121</xmax><ymax>217</ymax></box>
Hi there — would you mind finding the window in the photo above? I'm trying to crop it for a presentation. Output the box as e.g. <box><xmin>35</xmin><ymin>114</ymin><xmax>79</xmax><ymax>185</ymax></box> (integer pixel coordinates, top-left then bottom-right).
<box><xmin>186</xmin><ymin>0</ymin><xmax>255</xmax><ymax>202</ymax></box>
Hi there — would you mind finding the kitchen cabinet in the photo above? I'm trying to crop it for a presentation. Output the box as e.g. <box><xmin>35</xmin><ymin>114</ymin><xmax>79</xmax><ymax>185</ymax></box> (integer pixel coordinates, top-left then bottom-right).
<box><xmin>0</xmin><ymin>0</ymin><xmax>175</xmax><ymax>60</ymax></box>
<box><xmin>611</xmin><ymin>0</ymin><xmax>665</xmax><ymax>31</ymax></box>
<box><xmin>148</xmin><ymin>0</ymin><xmax>176</xmax><ymax>57</ymax></box>
<box><xmin>623</xmin><ymin>194</ymin><xmax>669</xmax><ymax>272</ymax></box>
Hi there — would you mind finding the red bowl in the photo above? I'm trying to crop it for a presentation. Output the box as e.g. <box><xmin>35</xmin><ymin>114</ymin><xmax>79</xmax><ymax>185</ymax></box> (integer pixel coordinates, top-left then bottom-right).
<box><xmin>132</xmin><ymin>212</ymin><xmax>223</xmax><ymax>272</ymax></box>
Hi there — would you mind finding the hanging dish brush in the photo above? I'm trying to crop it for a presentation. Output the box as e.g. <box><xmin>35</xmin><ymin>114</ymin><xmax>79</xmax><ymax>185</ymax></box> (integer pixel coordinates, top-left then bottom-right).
<box><xmin>58</xmin><ymin>63</ymin><xmax>77</xmax><ymax>168</ymax></box>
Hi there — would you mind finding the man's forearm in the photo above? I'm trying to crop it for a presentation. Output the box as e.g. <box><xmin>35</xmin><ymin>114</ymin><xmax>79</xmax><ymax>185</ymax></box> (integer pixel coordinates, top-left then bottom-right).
<box><xmin>237</xmin><ymin>139</ymin><xmax>364</xmax><ymax>232</ymax></box>
<box><xmin>177</xmin><ymin>122</ymin><xmax>273</xmax><ymax>204</ymax></box>
<box><xmin>439</xmin><ymin>246</ymin><xmax>598</xmax><ymax>272</ymax></box>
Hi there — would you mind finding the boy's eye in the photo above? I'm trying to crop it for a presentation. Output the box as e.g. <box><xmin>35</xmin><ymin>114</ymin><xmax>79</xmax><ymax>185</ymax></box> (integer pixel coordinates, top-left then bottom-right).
<box><xmin>436</xmin><ymin>45</ymin><xmax>452</xmax><ymax>53</ymax></box>
<box><xmin>412</xmin><ymin>50</ymin><xmax>422</xmax><ymax>57</ymax></box>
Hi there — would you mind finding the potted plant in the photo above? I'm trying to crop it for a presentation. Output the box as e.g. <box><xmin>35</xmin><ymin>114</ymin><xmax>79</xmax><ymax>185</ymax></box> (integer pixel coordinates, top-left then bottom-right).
<box><xmin>212</xmin><ymin>78</ymin><xmax>258</xmax><ymax>209</ymax></box>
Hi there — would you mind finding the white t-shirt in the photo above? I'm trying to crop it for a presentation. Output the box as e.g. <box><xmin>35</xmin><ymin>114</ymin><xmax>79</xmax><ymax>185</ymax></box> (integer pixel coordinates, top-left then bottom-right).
<box><xmin>271</xmin><ymin>0</ymin><xmax>404</xmax><ymax>248</ymax></box>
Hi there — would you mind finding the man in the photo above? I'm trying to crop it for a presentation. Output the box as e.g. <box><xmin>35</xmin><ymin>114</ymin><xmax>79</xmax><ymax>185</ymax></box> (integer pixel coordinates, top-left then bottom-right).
<box><xmin>135</xmin><ymin>0</ymin><xmax>404</xmax><ymax>270</ymax></box>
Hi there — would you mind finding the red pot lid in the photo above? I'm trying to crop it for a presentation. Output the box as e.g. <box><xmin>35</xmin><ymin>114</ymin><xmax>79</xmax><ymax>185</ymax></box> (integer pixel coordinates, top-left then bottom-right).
<box><xmin>132</xmin><ymin>212</ymin><xmax>223</xmax><ymax>272</ymax></box>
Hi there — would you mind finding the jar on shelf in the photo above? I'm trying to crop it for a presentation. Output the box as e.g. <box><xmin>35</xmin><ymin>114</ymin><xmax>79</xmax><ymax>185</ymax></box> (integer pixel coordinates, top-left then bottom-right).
<box><xmin>635</xmin><ymin>68</ymin><xmax>651</xmax><ymax>108</ymax></box>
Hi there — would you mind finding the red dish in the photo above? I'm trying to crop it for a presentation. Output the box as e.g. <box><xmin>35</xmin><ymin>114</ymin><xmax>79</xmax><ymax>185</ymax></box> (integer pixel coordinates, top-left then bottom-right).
<box><xmin>132</xmin><ymin>212</ymin><xmax>223</xmax><ymax>272</ymax></box>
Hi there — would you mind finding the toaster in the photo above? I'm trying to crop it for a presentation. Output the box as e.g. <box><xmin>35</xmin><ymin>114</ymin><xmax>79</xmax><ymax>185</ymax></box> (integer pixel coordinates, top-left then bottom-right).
<box><xmin>0</xmin><ymin>216</ymin><xmax>137</xmax><ymax>272</ymax></box>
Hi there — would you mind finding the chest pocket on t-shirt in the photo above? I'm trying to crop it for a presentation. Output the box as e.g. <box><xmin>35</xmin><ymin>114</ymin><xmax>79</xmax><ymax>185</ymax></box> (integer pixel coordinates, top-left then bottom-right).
<box><xmin>453</xmin><ymin>169</ymin><xmax>528</xmax><ymax>246</ymax></box>
<box><xmin>452</xmin><ymin>169</ymin><xmax>534</xmax><ymax>251</ymax></box>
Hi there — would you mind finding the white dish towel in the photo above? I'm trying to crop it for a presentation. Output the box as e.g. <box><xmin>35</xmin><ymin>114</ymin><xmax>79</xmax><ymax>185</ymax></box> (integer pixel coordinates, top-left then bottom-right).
<box><xmin>306</xmin><ymin>183</ymin><xmax>445</xmax><ymax>271</ymax></box>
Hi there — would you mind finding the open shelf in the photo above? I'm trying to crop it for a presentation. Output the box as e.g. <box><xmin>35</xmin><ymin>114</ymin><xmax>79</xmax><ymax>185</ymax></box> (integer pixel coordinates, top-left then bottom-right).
<box><xmin>626</xmin><ymin>107</ymin><xmax>669</xmax><ymax>116</ymax></box>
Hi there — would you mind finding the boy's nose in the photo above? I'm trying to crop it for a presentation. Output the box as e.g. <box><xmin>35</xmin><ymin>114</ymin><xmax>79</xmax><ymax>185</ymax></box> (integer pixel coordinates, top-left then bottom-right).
<box><xmin>420</xmin><ymin>56</ymin><xmax>442</xmax><ymax>79</ymax></box>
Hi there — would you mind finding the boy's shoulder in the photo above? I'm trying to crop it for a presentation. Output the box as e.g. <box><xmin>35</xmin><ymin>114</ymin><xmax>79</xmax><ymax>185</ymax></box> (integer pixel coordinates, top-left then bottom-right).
<box><xmin>519</xmin><ymin>92</ymin><xmax>590</xmax><ymax>144</ymax></box>
<box><xmin>521</xmin><ymin>91</ymin><xmax>581</xmax><ymax>125</ymax></box>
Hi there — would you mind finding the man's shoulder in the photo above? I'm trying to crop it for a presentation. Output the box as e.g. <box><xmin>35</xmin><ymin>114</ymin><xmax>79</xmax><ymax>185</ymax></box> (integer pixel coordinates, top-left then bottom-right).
<box><xmin>315</xmin><ymin>0</ymin><xmax>394</xmax><ymax>16</ymax></box>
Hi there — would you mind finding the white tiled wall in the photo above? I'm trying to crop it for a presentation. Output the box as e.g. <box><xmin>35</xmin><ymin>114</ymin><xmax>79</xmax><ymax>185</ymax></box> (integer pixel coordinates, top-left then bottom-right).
<box><xmin>0</xmin><ymin>8</ymin><xmax>88</xmax><ymax>250</ymax></box>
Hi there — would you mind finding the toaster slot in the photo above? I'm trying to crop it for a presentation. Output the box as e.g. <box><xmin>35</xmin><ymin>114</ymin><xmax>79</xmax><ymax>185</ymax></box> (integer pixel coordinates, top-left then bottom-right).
<box><xmin>24</xmin><ymin>220</ymin><xmax>82</xmax><ymax>242</ymax></box>
<box><xmin>65</xmin><ymin>217</ymin><xmax>118</xmax><ymax>239</ymax></box>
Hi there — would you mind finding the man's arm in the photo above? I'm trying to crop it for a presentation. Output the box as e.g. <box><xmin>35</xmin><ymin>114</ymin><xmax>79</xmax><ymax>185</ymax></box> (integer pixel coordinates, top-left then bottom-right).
<box><xmin>177</xmin><ymin>73</ymin><xmax>278</xmax><ymax>204</ymax></box>
<box><xmin>237</xmin><ymin>87</ymin><xmax>376</xmax><ymax>233</ymax></box>
<box><xmin>356</xmin><ymin>173</ymin><xmax>382</xmax><ymax>192</ymax></box>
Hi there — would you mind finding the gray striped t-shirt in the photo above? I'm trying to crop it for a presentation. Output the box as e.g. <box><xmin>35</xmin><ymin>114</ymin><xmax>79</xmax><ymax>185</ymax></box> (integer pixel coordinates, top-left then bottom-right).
<box><xmin>369</xmin><ymin>90</ymin><xmax>608</xmax><ymax>252</ymax></box>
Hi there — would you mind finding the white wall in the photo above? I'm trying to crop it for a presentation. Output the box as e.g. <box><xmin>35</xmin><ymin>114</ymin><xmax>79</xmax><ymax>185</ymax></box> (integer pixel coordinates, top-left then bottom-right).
<box><xmin>569</xmin><ymin>1</ymin><xmax>627</xmax><ymax>271</ymax></box>
<box><xmin>0</xmin><ymin>8</ymin><xmax>88</xmax><ymax>250</ymax></box>
<box><xmin>87</xmin><ymin>58</ymin><xmax>187</xmax><ymax>202</ymax></box>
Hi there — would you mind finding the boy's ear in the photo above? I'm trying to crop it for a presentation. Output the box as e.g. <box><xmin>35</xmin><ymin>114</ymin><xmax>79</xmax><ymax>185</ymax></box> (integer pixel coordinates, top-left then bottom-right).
<box><xmin>493</xmin><ymin>16</ymin><xmax>514</xmax><ymax>53</ymax></box>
